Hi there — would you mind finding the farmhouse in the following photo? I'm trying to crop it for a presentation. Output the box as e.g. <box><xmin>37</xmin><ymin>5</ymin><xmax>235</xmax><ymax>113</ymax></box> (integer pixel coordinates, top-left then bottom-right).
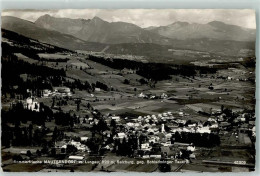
<box><xmin>114</xmin><ymin>132</ymin><xmax>127</xmax><ymax>139</ymax></box>
<box><xmin>80</xmin><ymin>137</ymin><xmax>89</xmax><ymax>142</ymax></box>
<box><xmin>111</xmin><ymin>116</ymin><xmax>120</xmax><ymax>122</ymax></box>
<box><xmin>43</xmin><ymin>89</ymin><xmax>52</xmax><ymax>97</ymax></box>
<box><xmin>54</xmin><ymin>87</ymin><xmax>70</xmax><ymax>93</ymax></box>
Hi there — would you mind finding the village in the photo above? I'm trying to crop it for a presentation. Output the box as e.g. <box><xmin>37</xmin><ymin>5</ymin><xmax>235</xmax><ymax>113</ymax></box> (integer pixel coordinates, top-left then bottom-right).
<box><xmin>1</xmin><ymin>30</ymin><xmax>256</xmax><ymax>172</ymax></box>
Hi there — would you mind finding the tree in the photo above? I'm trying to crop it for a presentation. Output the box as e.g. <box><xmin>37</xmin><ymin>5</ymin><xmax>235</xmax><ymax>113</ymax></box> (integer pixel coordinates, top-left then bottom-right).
<box><xmin>110</xmin><ymin>119</ymin><xmax>116</xmax><ymax>128</ymax></box>
<box><xmin>51</xmin><ymin>97</ymin><xmax>55</xmax><ymax>108</ymax></box>
<box><xmin>139</xmin><ymin>78</ymin><xmax>147</xmax><ymax>85</ymax></box>
<box><xmin>76</xmin><ymin>99</ymin><xmax>81</xmax><ymax>111</ymax></box>
<box><xmin>13</xmin><ymin>155</ymin><xmax>23</xmax><ymax>161</ymax></box>
<box><xmin>52</xmin><ymin>126</ymin><xmax>58</xmax><ymax>141</ymax></box>
<box><xmin>123</xmin><ymin>79</ymin><xmax>130</xmax><ymax>84</ymax></box>
<box><xmin>36</xmin><ymin>149</ymin><xmax>41</xmax><ymax>156</ymax></box>
<box><xmin>61</xmin><ymin>148</ymin><xmax>66</xmax><ymax>153</ymax></box>
<box><xmin>26</xmin><ymin>150</ymin><xmax>32</xmax><ymax>157</ymax></box>
<box><xmin>96</xmin><ymin>119</ymin><xmax>108</xmax><ymax>132</ymax></box>
<box><xmin>51</xmin><ymin>148</ymin><xmax>56</xmax><ymax>156</ymax></box>
<box><xmin>221</xmin><ymin>105</ymin><xmax>224</xmax><ymax>113</ymax></box>
<box><xmin>66</xmin><ymin>144</ymin><xmax>78</xmax><ymax>154</ymax></box>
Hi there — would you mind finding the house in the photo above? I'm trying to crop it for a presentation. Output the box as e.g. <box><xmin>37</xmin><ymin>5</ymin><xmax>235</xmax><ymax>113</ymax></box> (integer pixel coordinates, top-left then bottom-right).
<box><xmin>179</xmin><ymin>112</ymin><xmax>184</xmax><ymax>117</ymax></box>
<box><xmin>219</xmin><ymin>122</ymin><xmax>231</xmax><ymax>128</ymax></box>
<box><xmin>252</xmin><ymin>126</ymin><xmax>256</xmax><ymax>137</ymax></box>
<box><xmin>68</xmin><ymin>155</ymin><xmax>84</xmax><ymax>160</ymax></box>
<box><xmin>175</xmin><ymin>119</ymin><xmax>186</xmax><ymax>125</ymax></box>
<box><xmin>161</xmin><ymin>93</ymin><xmax>168</xmax><ymax>99</ymax></box>
<box><xmin>141</xmin><ymin>143</ymin><xmax>152</xmax><ymax>151</ymax></box>
<box><xmin>165</xmin><ymin>133</ymin><xmax>173</xmax><ymax>141</ymax></box>
<box><xmin>114</xmin><ymin>132</ymin><xmax>126</xmax><ymax>139</ymax></box>
<box><xmin>141</xmin><ymin>143</ymin><xmax>150</xmax><ymax>149</ymax></box>
<box><xmin>187</xmin><ymin>145</ymin><xmax>195</xmax><ymax>152</ymax></box>
<box><xmin>142</xmin><ymin>155</ymin><xmax>149</xmax><ymax>159</ymax></box>
<box><xmin>95</xmin><ymin>88</ymin><xmax>101</xmax><ymax>92</ymax></box>
<box><xmin>55</xmin><ymin>87</ymin><xmax>70</xmax><ymax>93</ymax></box>
<box><xmin>102</xmin><ymin>130</ymin><xmax>112</xmax><ymax>137</ymax></box>
<box><xmin>157</xmin><ymin>132</ymin><xmax>166</xmax><ymax>142</ymax></box>
<box><xmin>227</xmin><ymin>76</ymin><xmax>232</xmax><ymax>80</ymax></box>
<box><xmin>147</xmin><ymin>128</ymin><xmax>155</xmax><ymax>133</ymax></box>
<box><xmin>210</xmin><ymin>123</ymin><xmax>218</xmax><ymax>129</ymax></box>
<box><xmin>103</xmin><ymin>144</ymin><xmax>113</xmax><ymax>151</ymax></box>
<box><xmin>239</xmin><ymin>117</ymin><xmax>246</xmax><ymax>122</ymax></box>
<box><xmin>69</xmin><ymin>140</ymin><xmax>89</xmax><ymax>152</ymax></box>
<box><xmin>148</xmin><ymin>138</ymin><xmax>156</xmax><ymax>143</ymax></box>
<box><xmin>111</xmin><ymin>116</ymin><xmax>120</xmax><ymax>122</ymax></box>
<box><xmin>189</xmin><ymin>153</ymin><xmax>196</xmax><ymax>159</ymax></box>
<box><xmin>26</xmin><ymin>97</ymin><xmax>40</xmax><ymax>112</ymax></box>
<box><xmin>20</xmin><ymin>151</ymin><xmax>28</xmax><ymax>155</ymax></box>
<box><xmin>80</xmin><ymin>137</ymin><xmax>88</xmax><ymax>142</ymax></box>
<box><xmin>196</xmin><ymin>127</ymin><xmax>211</xmax><ymax>134</ymax></box>
<box><xmin>151</xmin><ymin>115</ymin><xmax>157</xmax><ymax>119</ymax></box>
<box><xmin>161</xmin><ymin>146</ymin><xmax>172</xmax><ymax>156</ymax></box>
<box><xmin>138</xmin><ymin>92</ymin><xmax>147</xmax><ymax>98</ymax></box>
<box><xmin>208</xmin><ymin>117</ymin><xmax>217</xmax><ymax>122</ymax></box>
<box><xmin>121</xmin><ymin>68</ymin><xmax>134</xmax><ymax>74</ymax></box>
<box><xmin>126</xmin><ymin>122</ymin><xmax>135</xmax><ymax>127</ymax></box>
<box><xmin>148</xmin><ymin>136</ymin><xmax>160</xmax><ymax>143</ymax></box>
<box><xmin>162</xmin><ymin>141</ymin><xmax>172</xmax><ymax>147</ymax></box>
<box><xmin>162</xmin><ymin>113</ymin><xmax>168</xmax><ymax>117</ymax></box>
<box><xmin>150</xmin><ymin>155</ymin><xmax>161</xmax><ymax>159</ymax></box>
<box><xmin>43</xmin><ymin>89</ymin><xmax>52</xmax><ymax>97</ymax></box>
<box><xmin>188</xmin><ymin>124</ymin><xmax>197</xmax><ymax>127</ymax></box>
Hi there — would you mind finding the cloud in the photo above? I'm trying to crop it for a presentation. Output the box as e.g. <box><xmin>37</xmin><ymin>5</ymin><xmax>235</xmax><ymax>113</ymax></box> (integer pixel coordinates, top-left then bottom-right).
<box><xmin>1</xmin><ymin>9</ymin><xmax>256</xmax><ymax>29</ymax></box>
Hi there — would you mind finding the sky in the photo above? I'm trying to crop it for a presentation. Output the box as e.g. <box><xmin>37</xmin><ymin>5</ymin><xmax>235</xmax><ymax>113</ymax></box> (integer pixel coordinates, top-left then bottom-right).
<box><xmin>1</xmin><ymin>9</ymin><xmax>256</xmax><ymax>29</ymax></box>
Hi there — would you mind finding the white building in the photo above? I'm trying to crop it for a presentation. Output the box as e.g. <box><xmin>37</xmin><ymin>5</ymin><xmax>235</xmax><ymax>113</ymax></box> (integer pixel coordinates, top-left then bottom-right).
<box><xmin>196</xmin><ymin>127</ymin><xmax>211</xmax><ymax>134</ymax></box>
<box><xmin>80</xmin><ymin>137</ymin><xmax>89</xmax><ymax>142</ymax></box>
<box><xmin>111</xmin><ymin>116</ymin><xmax>120</xmax><ymax>122</ymax></box>
<box><xmin>187</xmin><ymin>145</ymin><xmax>196</xmax><ymax>152</ymax></box>
<box><xmin>68</xmin><ymin>156</ymin><xmax>84</xmax><ymax>160</ymax></box>
<box><xmin>26</xmin><ymin>97</ymin><xmax>40</xmax><ymax>112</ymax></box>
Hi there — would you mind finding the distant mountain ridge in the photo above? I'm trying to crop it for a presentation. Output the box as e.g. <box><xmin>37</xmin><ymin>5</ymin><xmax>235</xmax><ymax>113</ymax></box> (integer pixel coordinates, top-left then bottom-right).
<box><xmin>35</xmin><ymin>14</ymin><xmax>172</xmax><ymax>45</ymax></box>
<box><xmin>1</xmin><ymin>15</ymin><xmax>255</xmax><ymax>58</ymax></box>
<box><xmin>145</xmin><ymin>20</ymin><xmax>256</xmax><ymax>42</ymax></box>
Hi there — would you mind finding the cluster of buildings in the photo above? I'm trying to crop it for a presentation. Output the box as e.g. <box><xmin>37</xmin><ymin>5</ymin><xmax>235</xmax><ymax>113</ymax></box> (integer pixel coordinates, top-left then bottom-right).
<box><xmin>138</xmin><ymin>92</ymin><xmax>168</xmax><ymax>99</ymax></box>
<box><xmin>9</xmin><ymin>97</ymin><xmax>40</xmax><ymax>112</ymax></box>
<box><xmin>93</xmin><ymin>108</ymin><xmax>254</xmax><ymax>160</ymax></box>
<box><xmin>98</xmin><ymin>111</ymin><xmax>214</xmax><ymax>159</ymax></box>
<box><xmin>55</xmin><ymin>139</ymin><xmax>90</xmax><ymax>153</ymax></box>
<box><xmin>43</xmin><ymin>87</ymin><xmax>71</xmax><ymax>97</ymax></box>
<box><xmin>15</xmin><ymin>91</ymin><xmax>255</xmax><ymax>163</ymax></box>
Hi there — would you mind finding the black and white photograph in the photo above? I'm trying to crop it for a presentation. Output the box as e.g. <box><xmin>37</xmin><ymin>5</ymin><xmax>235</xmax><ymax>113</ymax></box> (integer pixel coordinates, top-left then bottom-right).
<box><xmin>1</xmin><ymin>9</ymin><xmax>257</xmax><ymax>172</ymax></box>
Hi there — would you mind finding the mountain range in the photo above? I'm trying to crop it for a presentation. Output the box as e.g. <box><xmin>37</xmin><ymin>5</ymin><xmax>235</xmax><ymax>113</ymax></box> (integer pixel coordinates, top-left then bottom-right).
<box><xmin>145</xmin><ymin>21</ymin><xmax>255</xmax><ymax>42</ymax></box>
<box><xmin>35</xmin><ymin>14</ymin><xmax>255</xmax><ymax>43</ymax></box>
<box><xmin>35</xmin><ymin>14</ymin><xmax>171</xmax><ymax>45</ymax></box>
<box><xmin>1</xmin><ymin>15</ymin><xmax>256</xmax><ymax>57</ymax></box>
